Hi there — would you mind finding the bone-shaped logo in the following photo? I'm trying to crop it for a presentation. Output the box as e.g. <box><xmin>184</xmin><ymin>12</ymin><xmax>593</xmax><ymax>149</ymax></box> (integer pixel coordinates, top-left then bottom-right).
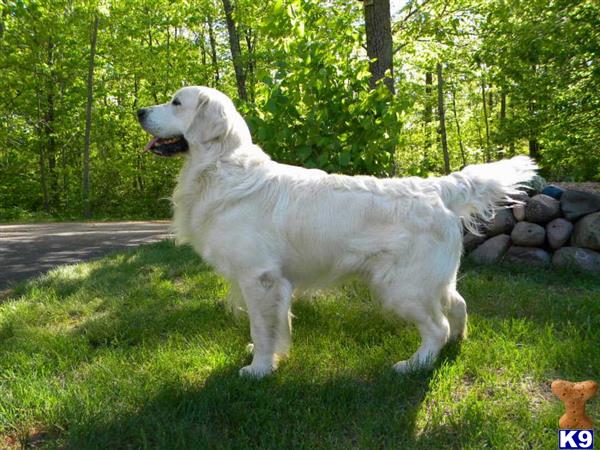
<box><xmin>551</xmin><ymin>379</ymin><xmax>598</xmax><ymax>429</ymax></box>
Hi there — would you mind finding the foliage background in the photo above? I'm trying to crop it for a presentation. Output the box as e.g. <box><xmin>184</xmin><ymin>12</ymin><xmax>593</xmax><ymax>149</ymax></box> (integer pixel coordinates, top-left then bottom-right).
<box><xmin>1</xmin><ymin>0</ymin><xmax>598</xmax><ymax>220</ymax></box>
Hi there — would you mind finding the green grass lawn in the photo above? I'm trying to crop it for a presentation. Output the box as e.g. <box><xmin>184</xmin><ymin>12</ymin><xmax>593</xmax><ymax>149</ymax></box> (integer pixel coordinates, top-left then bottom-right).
<box><xmin>1</xmin><ymin>240</ymin><xmax>599</xmax><ymax>449</ymax></box>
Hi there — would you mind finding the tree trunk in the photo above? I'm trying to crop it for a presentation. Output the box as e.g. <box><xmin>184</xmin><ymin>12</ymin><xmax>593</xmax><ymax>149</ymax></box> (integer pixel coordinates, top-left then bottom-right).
<box><xmin>481</xmin><ymin>75</ymin><xmax>491</xmax><ymax>162</ymax></box>
<box><xmin>44</xmin><ymin>38</ymin><xmax>58</xmax><ymax>211</ymax></box>
<box><xmin>37</xmin><ymin>98</ymin><xmax>50</xmax><ymax>213</ymax></box>
<box><xmin>529</xmin><ymin>138</ymin><xmax>540</xmax><ymax>160</ymax></box>
<box><xmin>499</xmin><ymin>89</ymin><xmax>507</xmax><ymax>153</ymax></box>
<box><xmin>199</xmin><ymin>29</ymin><xmax>207</xmax><ymax>67</ymax></box>
<box><xmin>361</xmin><ymin>0</ymin><xmax>394</xmax><ymax>93</ymax></box>
<box><xmin>527</xmin><ymin>97</ymin><xmax>539</xmax><ymax>160</ymax></box>
<box><xmin>207</xmin><ymin>15</ymin><xmax>220</xmax><ymax>87</ymax></box>
<box><xmin>244</xmin><ymin>27</ymin><xmax>256</xmax><ymax>102</ymax></box>
<box><xmin>221</xmin><ymin>0</ymin><xmax>247</xmax><ymax>101</ymax></box>
<box><xmin>451</xmin><ymin>89</ymin><xmax>466</xmax><ymax>168</ymax></box>
<box><xmin>0</xmin><ymin>7</ymin><xmax>6</xmax><ymax>40</ymax></box>
<box><xmin>145</xmin><ymin>24</ymin><xmax>159</xmax><ymax>104</ymax></box>
<box><xmin>436</xmin><ymin>63</ymin><xmax>450</xmax><ymax>175</ymax></box>
<box><xmin>82</xmin><ymin>14</ymin><xmax>99</xmax><ymax>219</ymax></box>
<box><xmin>424</xmin><ymin>71</ymin><xmax>433</xmax><ymax>157</ymax></box>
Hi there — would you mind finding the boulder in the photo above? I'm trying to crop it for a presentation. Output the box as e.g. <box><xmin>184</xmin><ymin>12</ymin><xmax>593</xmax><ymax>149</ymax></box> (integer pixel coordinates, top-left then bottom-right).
<box><xmin>470</xmin><ymin>234</ymin><xmax>511</xmax><ymax>264</ymax></box>
<box><xmin>463</xmin><ymin>232</ymin><xmax>486</xmax><ymax>252</ymax></box>
<box><xmin>511</xmin><ymin>222</ymin><xmax>546</xmax><ymax>247</ymax></box>
<box><xmin>541</xmin><ymin>185</ymin><xmax>565</xmax><ymax>200</ymax></box>
<box><xmin>525</xmin><ymin>194</ymin><xmax>561</xmax><ymax>224</ymax></box>
<box><xmin>485</xmin><ymin>208</ymin><xmax>516</xmax><ymax>236</ymax></box>
<box><xmin>504</xmin><ymin>246</ymin><xmax>551</xmax><ymax>267</ymax></box>
<box><xmin>552</xmin><ymin>247</ymin><xmax>600</xmax><ymax>274</ymax></box>
<box><xmin>560</xmin><ymin>190</ymin><xmax>600</xmax><ymax>221</ymax></box>
<box><xmin>546</xmin><ymin>218</ymin><xmax>574</xmax><ymax>250</ymax></box>
<box><xmin>571</xmin><ymin>211</ymin><xmax>600</xmax><ymax>251</ymax></box>
<box><xmin>512</xmin><ymin>204</ymin><xmax>526</xmax><ymax>221</ymax></box>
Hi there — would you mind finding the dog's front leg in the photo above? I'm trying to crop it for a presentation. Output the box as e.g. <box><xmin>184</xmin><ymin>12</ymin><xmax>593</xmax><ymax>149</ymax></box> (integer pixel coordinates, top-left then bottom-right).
<box><xmin>238</xmin><ymin>271</ymin><xmax>292</xmax><ymax>379</ymax></box>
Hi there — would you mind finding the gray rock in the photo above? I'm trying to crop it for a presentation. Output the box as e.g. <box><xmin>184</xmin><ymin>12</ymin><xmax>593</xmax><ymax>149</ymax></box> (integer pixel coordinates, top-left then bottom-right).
<box><xmin>561</xmin><ymin>190</ymin><xmax>600</xmax><ymax>221</ymax></box>
<box><xmin>512</xmin><ymin>204</ymin><xmax>526</xmax><ymax>221</ymax></box>
<box><xmin>546</xmin><ymin>218</ymin><xmax>574</xmax><ymax>249</ymax></box>
<box><xmin>463</xmin><ymin>232</ymin><xmax>486</xmax><ymax>252</ymax></box>
<box><xmin>504</xmin><ymin>246</ymin><xmax>551</xmax><ymax>267</ymax></box>
<box><xmin>485</xmin><ymin>208</ymin><xmax>516</xmax><ymax>236</ymax></box>
<box><xmin>525</xmin><ymin>194</ymin><xmax>561</xmax><ymax>224</ymax></box>
<box><xmin>470</xmin><ymin>234</ymin><xmax>511</xmax><ymax>264</ymax></box>
<box><xmin>572</xmin><ymin>211</ymin><xmax>600</xmax><ymax>251</ymax></box>
<box><xmin>552</xmin><ymin>247</ymin><xmax>600</xmax><ymax>273</ymax></box>
<box><xmin>510</xmin><ymin>222</ymin><xmax>546</xmax><ymax>247</ymax></box>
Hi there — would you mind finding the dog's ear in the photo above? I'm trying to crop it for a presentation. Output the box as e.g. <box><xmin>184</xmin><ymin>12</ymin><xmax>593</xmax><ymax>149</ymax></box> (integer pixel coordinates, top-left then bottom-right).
<box><xmin>185</xmin><ymin>93</ymin><xmax>228</xmax><ymax>144</ymax></box>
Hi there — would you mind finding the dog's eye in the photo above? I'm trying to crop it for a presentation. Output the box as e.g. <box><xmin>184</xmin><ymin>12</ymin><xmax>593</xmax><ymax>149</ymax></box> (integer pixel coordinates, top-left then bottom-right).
<box><xmin>172</xmin><ymin>98</ymin><xmax>181</xmax><ymax>106</ymax></box>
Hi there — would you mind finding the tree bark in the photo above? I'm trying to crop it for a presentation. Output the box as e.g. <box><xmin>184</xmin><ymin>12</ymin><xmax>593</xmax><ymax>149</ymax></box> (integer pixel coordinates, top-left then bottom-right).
<box><xmin>436</xmin><ymin>63</ymin><xmax>450</xmax><ymax>174</ymax></box>
<box><xmin>206</xmin><ymin>15</ymin><xmax>220</xmax><ymax>87</ymax></box>
<box><xmin>82</xmin><ymin>14</ymin><xmax>99</xmax><ymax>219</ymax></box>
<box><xmin>221</xmin><ymin>0</ymin><xmax>247</xmax><ymax>100</ymax></box>
<box><xmin>451</xmin><ymin>89</ymin><xmax>466</xmax><ymax>168</ymax></box>
<box><xmin>361</xmin><ymin>0</ymin><xmax>394</xmax><ymax>93</ymax></box>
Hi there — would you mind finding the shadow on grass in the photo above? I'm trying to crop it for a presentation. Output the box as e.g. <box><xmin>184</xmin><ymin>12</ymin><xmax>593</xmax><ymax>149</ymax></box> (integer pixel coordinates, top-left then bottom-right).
<box><xmin>65</xmin><ymin>347</ymin><xmax>466</xmax><ymax>450</ymax></box>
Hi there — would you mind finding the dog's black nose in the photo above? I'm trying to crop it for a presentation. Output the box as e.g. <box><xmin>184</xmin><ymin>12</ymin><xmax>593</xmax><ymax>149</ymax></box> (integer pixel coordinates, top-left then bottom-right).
<box><xmin>137</xmin><ymin>108</ymin><xmax>148</xmax><ymax>121</ymax></box>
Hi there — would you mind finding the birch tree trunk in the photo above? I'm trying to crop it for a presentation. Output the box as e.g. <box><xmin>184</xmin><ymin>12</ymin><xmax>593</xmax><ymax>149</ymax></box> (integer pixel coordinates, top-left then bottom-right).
<box><xmin>82</xmin><ymin>14</ymin><xmax>99</xmax><ymax>219</ymax></box>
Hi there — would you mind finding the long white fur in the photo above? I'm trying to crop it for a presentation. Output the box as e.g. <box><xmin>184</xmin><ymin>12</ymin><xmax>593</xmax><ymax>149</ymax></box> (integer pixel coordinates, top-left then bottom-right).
<box><xmin>139</xmin><ymin>86</ymin><xmax>538</xmax><ymax>378</ymax></box>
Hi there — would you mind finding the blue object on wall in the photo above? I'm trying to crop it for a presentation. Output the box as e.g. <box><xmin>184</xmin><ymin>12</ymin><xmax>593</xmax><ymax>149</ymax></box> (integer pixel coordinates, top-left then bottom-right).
<box><xmin>542</xmin><ymin>185</ymin><xmax>565</xmax><ymax>200</ymax></box>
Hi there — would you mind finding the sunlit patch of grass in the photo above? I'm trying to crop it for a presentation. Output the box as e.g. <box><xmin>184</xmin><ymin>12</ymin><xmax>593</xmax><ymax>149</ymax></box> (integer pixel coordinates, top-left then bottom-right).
<box><xmin>0</xmin><ymin>240</ymin><xmax>598</xmax><ymax>449</ymax></box>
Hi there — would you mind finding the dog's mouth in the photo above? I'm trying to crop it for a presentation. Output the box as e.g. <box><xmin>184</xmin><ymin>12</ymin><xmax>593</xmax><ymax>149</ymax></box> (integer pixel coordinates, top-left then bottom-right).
<box><xmin>144</xmin><ymin>135</ymin><xmax>189</xmax><ymax>157</ymax></box>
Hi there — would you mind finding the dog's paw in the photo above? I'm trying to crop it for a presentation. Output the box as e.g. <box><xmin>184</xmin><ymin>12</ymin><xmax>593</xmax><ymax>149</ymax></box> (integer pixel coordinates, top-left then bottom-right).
<box><xmin>393</xmin><ymin>359</ymin><xmax>429</xmax><ymax>374</ymax></box>
<box><xmin>393</xmin><ymin>360</ymin><xmax>413</xmax><ymax>374</ymax></box>
<box><xmin>239</xmin><ymin>364</ymin><xmax>272</xmax><ymax>379</ymax></box>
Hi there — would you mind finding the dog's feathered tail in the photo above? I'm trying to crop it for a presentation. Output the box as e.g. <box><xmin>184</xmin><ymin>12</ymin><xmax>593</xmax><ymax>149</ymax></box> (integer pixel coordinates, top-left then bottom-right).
<box><xmin>437</xmin><ymin>156</ymin><xmax>538</xmax><ymax>234</ymax></box>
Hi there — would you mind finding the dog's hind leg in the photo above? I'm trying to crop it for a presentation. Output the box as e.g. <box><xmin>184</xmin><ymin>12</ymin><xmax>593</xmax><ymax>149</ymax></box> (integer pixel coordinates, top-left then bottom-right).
<box><xmin>375</xmin><ymin>281</ymin><xmax>451</xmax><ymax>373</ymax></box>
<box><xmin>446</xmin><ymin>289</ymin><xmax>467</xmax><ymax>341</ymax></box>
<box><xmin>392</xmin><ymin>303</ymin><xmax>451</xmax><ymax>374</ymax></box>
<box><xmin>238</xmin><ymin>270</ymin><xmax>293</xmax><ymax>379</ymax></box>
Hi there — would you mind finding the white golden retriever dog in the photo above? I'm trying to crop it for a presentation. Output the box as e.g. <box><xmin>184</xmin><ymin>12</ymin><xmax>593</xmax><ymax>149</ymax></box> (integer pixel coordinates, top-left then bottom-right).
<box><xmin>137</xmin><ymin>86</ymin><xmax>536</xmax><ymax>378</ymax></box>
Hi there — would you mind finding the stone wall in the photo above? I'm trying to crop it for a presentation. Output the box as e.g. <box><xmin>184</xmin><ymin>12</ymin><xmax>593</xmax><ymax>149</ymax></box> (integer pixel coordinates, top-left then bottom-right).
<box><xmin>464</xmin><ymin>186</ymin><xmax>600</xmax><ymax>274</ymax></box>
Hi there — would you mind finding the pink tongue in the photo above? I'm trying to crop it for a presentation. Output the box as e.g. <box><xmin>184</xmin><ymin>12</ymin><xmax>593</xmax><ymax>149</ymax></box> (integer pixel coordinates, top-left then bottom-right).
<box><xmin>144</xmin><ymin>137</ymin><xmax>160</xmax><ymax>152</ymax></box>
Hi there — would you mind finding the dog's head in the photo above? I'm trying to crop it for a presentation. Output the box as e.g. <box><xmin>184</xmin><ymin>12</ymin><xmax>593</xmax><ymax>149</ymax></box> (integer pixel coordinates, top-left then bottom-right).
<box><xmin>137</xmin><ymin>86</ymin><xmax>250</xmax><ymax>157</ymax></box>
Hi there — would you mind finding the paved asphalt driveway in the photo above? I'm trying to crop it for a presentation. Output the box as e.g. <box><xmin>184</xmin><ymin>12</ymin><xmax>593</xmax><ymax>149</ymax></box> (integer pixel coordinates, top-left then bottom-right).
<box><xmin>0</xmin><ymin>222</ymin><xmax>172</xmax><ymax>290</ymax></box>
